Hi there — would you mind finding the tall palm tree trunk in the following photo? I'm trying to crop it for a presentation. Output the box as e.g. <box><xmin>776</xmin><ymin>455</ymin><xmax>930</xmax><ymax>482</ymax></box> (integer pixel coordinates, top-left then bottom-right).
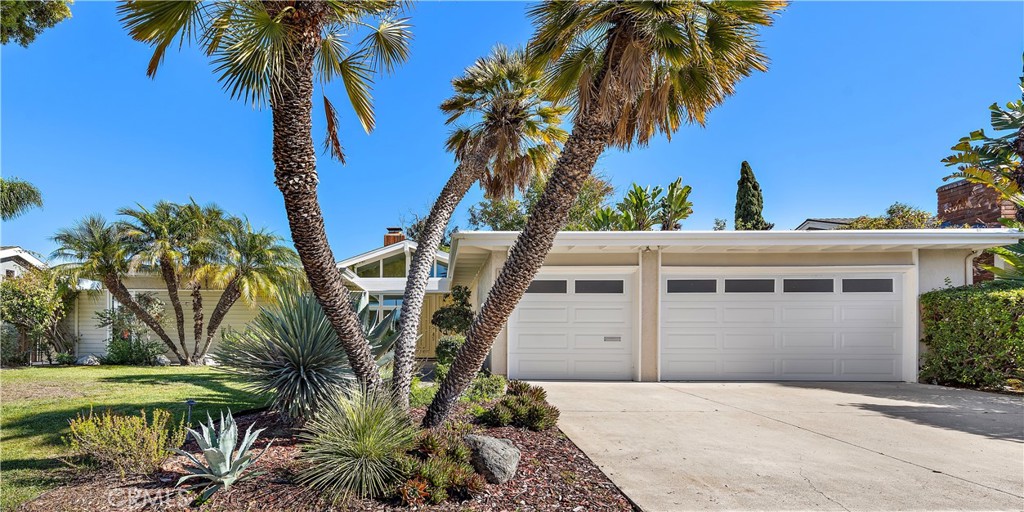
<box><xmin>190</xmin><ymin>283</ymin><xmax>203</xmax><ymax>362</ymax></box>
<box><xmin>199</xmin><ymin>276</ymin><xmax>241</xmax><ymax>361</ymax></box>
<box><xmin>422</xmin><ymin>114</ymin><xmax>613</xmax><ymax>427</ymax></box>
<box><xmin>392</xmin><ymin>139</ymin><xmax>495</xmax><ymax>407</ymax></box>
<box><xmin>270</xmin><ymin>15</ymin><xmax>380</xmax><ymax>387</ymax></box>
<box><xmin>158</xmin><ymin>256</ymin><xmax>187</xmax><ymax>351</ymax></box>
<box><xmin>103</xmin><ymin>276</ymin><xmax>189</xmax><ymax>364</ymax></box>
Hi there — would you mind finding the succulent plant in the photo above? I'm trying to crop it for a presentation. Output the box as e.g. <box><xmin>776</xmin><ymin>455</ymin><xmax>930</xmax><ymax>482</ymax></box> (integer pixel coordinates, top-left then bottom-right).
<box><xmin>174</xmin><ymin>410</ymin><xmax>269</xmax><ymax>502</ymax></box>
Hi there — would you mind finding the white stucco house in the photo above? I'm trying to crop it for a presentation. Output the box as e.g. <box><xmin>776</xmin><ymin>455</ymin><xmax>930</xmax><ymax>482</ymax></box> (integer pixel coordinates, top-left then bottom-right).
<box><xmin>446</xmin><ymin>228</ymin><xmax>1022</xmax><ymax>383</ymax></box>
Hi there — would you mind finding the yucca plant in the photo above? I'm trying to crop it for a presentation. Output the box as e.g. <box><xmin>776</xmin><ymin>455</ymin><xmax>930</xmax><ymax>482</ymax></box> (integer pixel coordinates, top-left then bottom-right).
<box><xmin>296</xmin><ymin>386</ymin><xmax>419</xmax><ymax>500</ymax></box>
<box><xmin>216</xmin><ymin>289</ymin><xmax>399</xmax><ymax>423</ymax></box>
<box><xmin>174</xmin><ymin>410</ymin><xmax>269</xmax><ymax>502</ymax></box>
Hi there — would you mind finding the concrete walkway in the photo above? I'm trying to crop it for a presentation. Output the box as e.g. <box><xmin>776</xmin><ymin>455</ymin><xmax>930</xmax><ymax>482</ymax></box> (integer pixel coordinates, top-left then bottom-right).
<box><xmin>539</xmin><ymin>382</ymin><xmax>1024</xmax><ymax>511</ymax></box>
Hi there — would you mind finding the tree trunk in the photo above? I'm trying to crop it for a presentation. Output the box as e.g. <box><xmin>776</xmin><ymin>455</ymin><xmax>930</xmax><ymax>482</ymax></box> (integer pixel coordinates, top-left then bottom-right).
<box><xmin>422</xmin><ymin>113</ymin><xmax>613</xmax><ymax>427</ymax></box>
<box><xmin>392</xmin><ymin>140</ymin><xmax>495</xmax><ymax>407</ymax></box>
<box><xmin>198</xmin><ymin>276</ymin><xmax>241</xmax><ymax>361</ymax></box>
<box><xmin>269</xmin><ymin>8</ymin><xmax>380</xmax><ymax>387</ymax></box>
<box><xmin>190</xmin><ymin>283</ymin><xmax>203</xmax><ymax>363</ymax></box>
<box><xmin>159</xmin><ymin>255</ymin><xmax>187</xmax><ymax>351</ymax></box>
<box><xmin>103</xmin><ymin>275</ymin><xmax>189</xmax><ymax>364</ymax></box>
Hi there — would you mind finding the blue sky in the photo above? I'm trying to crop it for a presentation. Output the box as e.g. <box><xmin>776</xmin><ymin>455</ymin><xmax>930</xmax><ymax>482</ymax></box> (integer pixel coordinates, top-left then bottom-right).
<box><xmin>2</xmin><ymin>1</ymin><xmax>1022</xmax><ymax>260</ymax></box>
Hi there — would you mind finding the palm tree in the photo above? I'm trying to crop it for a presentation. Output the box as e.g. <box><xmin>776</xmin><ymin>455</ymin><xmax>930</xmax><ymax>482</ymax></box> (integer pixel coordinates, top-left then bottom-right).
<box><xmin>423</xmin><ymin>0</ymin><xmax>783</xmax><ymax>427</ymax></box>
<box><xmin>392</xmin><ymin>45</ymin><xmax>568</xmax><ymax>407</ymax></box>
<box><xmin>195</xmin><ymin>217</ymin><xmax>300</xmax><ymax>360</ymax></box>
<box><xmin>118</xmin><ymin>1</ymin><xmax>412</xmax><ymax>386</ymax></box>
<box><xmin>175</xmin><ymin>201</ymin><xmax>227</xmax><ymax>362</ymax></box>
<box><xmin>51</xmin><ymin>216</ymin><xmax>190</xmax><ymax>363</ymax></box>
<box><xmin>617</xmin><ymin>183</ymin><xmax>663</xmax><ymax>230</ymax></box>
<box><xmin>119</xmin><ymin>201</ymin><xmax>190</xmax><ymax>360</ymax></box>
<box><xmin>0</xmin><ymin>177</ymin><xmax>43</xmax><ymax>220</ymax></box>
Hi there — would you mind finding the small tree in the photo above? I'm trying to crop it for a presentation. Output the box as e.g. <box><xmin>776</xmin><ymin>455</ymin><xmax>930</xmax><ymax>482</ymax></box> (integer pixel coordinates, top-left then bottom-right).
<box><xmin>95</xmin><ymin>292</ymin><xmax>167</xmax><ymax>365</ymax></box>
<box><xmin>1</xmin><ymin>0</ymin><xmax>72</xmax><ymax>47</ymax></box>
<box><xmin>431</xmin><ymin>285</ymin><xmax>473</xmax><ymax>335</ymax></box>
<box><xmin>842</xmin><ymin>203</ymin><xmax>937</xmax><ymax>230</ymax></box>
<box><xmin>734</xmin><ymin>161</ymin><xmax>773</xmax><ymax>231</ymax></box>
<box><xmin>713</xmin><ymin>218</ymin><xmax>727</xmax><ymax>231</ymax></box>
<box><xmin>0</xmin><ymin>268</ymin><xmax>77</xmax><ymax>363</ymax></box>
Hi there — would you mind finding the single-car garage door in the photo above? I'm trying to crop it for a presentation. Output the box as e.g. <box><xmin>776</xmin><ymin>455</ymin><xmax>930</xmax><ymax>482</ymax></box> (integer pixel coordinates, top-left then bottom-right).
<box><xmin>507</xmin><ymin>270</ymin><xmax>635</xmax><ymax>380</ymax></box>
<box><xmin>660</xmin><ymin>271</ymin><xmax>904</xmax><ymax>381</ymax></box>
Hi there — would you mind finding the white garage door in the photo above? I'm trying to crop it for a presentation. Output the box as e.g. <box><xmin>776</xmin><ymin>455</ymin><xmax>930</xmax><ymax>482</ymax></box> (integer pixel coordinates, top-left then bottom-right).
<box><xmin>507</xmin><ymin>271</ymin><xmax>635</xmax><ymax>380</ymax></box>
<box><xmin>660</xmin><ymin>271</ymin><xmax>904</xmax><ymax>381</ymax></box>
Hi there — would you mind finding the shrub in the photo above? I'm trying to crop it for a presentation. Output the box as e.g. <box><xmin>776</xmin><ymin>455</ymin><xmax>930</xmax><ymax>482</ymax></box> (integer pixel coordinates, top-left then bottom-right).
<box><xmin>216</xmin><ymin>292</ymin><xmax>397</xmax><ymax>423</ymax></box>
<box><xmin>431</xmin><ymin>286</ymin><xmax>473</xmax><ymax>335</ymax></box>
<box><xmin>398</xmin><ymin>428</ymin><xmax>485</xmax><ymax>505</ymax></box>
<box><xmin>65</xmin><ymin>408</ymin><xmax>185</xmax><ymax>478</ymax></box>
<box><xmin>480</xmin><ymin>381</ymin><xmax>559</xmax><ymax>431</ymax></box>
<box><xmin>435</xmin><ymin>335</ymin><xmax>465</xmax><ymax>366</ymax></box>
<box><xmin>175</xmin><ymin>411</ymin><xmax>269</xmax><ymax>503</ymax></box>
<box><xmin>101</xmin><ymin>336</ymin><xmax>165</xmax><ymax>365</ymax></box>
<box><xmin>95</xmin><ymin>292</ymin><xmax>166</xmax><ymax>365</ymax></box>
<box><xmin>296</xmin><ymin>387</ymin><xmax>418</xmax><ymax>500</ymax></box>
<box><xmin>0</xmin><ymin>324</ymin><xmax>29</xmax><ymax>367</ymax></box>
<box><xmin>54</xmin><ymin>352</ymin><xmax>77</xmax><ymax>365</ymax></box>
<box><xmin>410</xmin><ymin>377</ymin><xmax>437</xmax><ymax>408</ymax></box>
<box><xmin>463</xmin><ymin>373</ymin><xmax>507</xmax><ymax>403</ymax></box>
<box><xmin>920</xmin><ymin>281</ymin><xmax>1024</xmax><ymax>388</ymax></box>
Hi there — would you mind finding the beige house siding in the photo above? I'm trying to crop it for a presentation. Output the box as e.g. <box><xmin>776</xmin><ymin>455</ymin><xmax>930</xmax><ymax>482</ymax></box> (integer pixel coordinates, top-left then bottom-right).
<box><xmin>639</xmin><ymin>250</ymin><xmax>659</xmax><ymax>381</ymax></box>
<box><xmin>416</xmin><ymin>293</ymin><xmax>445</xmax><ymax>358</ymax></box>
<box><xmin>75</xmin><ymin>291</ymin><xmax>111</xmax><ymax>357</ymax></box>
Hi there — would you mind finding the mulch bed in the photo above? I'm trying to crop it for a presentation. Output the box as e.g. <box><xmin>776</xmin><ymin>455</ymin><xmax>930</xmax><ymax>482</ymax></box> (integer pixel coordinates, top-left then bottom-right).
<box><xmin>22</xmin><ymin>406</ymin><xmax>636</xmax><ymax>512</ymax></box>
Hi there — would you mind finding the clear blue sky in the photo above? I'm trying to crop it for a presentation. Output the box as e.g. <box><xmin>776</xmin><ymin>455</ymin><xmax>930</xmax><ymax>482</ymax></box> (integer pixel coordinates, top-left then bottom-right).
<box><xmin>3</xmin><ymin>1</ymin><xmax>1022</xmax><ymax>261</ymax></box>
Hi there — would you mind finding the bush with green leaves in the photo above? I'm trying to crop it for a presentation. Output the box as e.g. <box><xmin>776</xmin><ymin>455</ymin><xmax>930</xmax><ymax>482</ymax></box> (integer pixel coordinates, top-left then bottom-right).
<box><xmin>296</xmin><ymin>387</ymin><xmax>418</xmax><ymax>500</ymax></box>
<box><xmin>920</xmin><ymin>281</ymin><xmax>1023</xmax><ymax>388</ymax></box>
<box><xmin>216</xmin><ymin>292</ymin><xmax>397</xmax><ymax>423</ymax></box>
<box><xmin>398</xmin><ymin>424</ymin><xmax>485</xmax><ymax>506</ymax></box>
<box><xmin>64</xmin><ymin>408</ymin><xmax>186</xmax><ymax>478</ymax></box>
<box><xmin>480</xmin><ymin>381</ymin><xmax>559</xmax><ymax>431</ymax></box>
<box><xmin>433</xmin><ymin>334</ymin><xmax>465</xmax><ymax>384</ymax></box>
<box><xmin>431</xmin><ymin>286</ymin><xmax>473</xmax><ymax>335</ymax></box>
<box><xmin>54</xmin><ymin>352</ymin><xmax>76</xmax><ymax>365</ymax></box>
<box><xmin>0</xmin><ymin>324</ymin><xmax>28</xmax><ymax>367</ymax></box>
<box><xmin>410</xmin><ymin>377</ymin><xmax>437</xmax><ymax>408</ymax></box>
<box><xmin>101</xmin><ymin>336</ymin><xmax>165</xmax><ymax>366</ymax></box>
<box><xmin>95</xmin><ymin>292</ymin><xmax>167</xmax><ymax>365</ymax></box>
<box><xmin>463</xmin><ymin>373</ymin><xmax>507</xmax><ymax>403</ymax></box>
<box><xmin>175</xmin><ymin>410</ymin><xmax>269</xmax><ymax>503</ymax></box>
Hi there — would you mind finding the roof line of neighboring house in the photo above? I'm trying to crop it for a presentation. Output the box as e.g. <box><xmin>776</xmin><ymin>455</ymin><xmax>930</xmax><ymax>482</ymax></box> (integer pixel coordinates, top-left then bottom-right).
<box><xmin>0</xmin><ymin>246</ymin><xmax>46</xmax><ymax>270</ymax></box>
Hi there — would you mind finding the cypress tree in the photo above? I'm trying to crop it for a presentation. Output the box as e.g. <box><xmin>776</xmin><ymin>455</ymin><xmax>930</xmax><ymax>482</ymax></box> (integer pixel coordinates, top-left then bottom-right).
<box><xmin>734</xmin><ymin>161</ymin><xmax>774</xmax><ymax>230</ymax></box>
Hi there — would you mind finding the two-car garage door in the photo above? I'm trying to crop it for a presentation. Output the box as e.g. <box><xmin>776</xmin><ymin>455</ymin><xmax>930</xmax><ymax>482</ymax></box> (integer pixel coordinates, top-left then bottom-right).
<box><xmin>506</xmin><ymin>267</ymin><xmax>906</xmax><ymax>381</ymax></box>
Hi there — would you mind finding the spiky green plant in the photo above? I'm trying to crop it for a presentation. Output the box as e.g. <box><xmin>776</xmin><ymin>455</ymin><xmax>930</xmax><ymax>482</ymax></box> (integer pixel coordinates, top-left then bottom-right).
<box><xmin>216</xmin><ymin>289</ymin><xmax>399</xmax><ymax>423</ymax></box>
<box><xmin>296</xmin><ymin>386</ymin><xmax>418</xmax><ymax>500</ymax></box>
<box><xmin>174</xmin><ymin>410</ymin><xmax>269</xmax><ymax>503</ymax></box>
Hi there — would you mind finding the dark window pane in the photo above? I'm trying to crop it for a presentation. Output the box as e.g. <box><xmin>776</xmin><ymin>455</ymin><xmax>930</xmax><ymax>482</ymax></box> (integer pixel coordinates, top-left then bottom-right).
<box><xmin>355</xmin><ymin>262</ymin><xmax>378</xmax><ymax>278</ymax></box>
<box><xmin>382</xmin><ymin>295</ymin><xmax>403</xmax><ymax>306</ymax></box>
<box><xmin>783</xmin><ymin>279</ymin><xmax>834</xmax><ymax>293</ymax></box>
<box><xmin>382</xmin><ymin>253</ymin><xmax>406</xmax><ymax>277</ymax></box>
<box><xmin>525</xmin><ymin>280</ymin><xmax>567</xmax><ymax>294</ymax></box>
<box><xmin>842</xmin><ymin>278</ymin><xmax>893</xmax><ymax>293</ymax></box>
<box><xmin>575</xmin><ymin>280</ymin><xmax>624</xmax><ymax>294</ymax></box>
<box><xmin>667</xmin><ymin>279</ymin><xmax>717</xmax><ymax>293</ymax></box>
<box><xmin>724</xmin><ymin>279</ymin><xmax>775</xmax><ymax>293</ymax></box>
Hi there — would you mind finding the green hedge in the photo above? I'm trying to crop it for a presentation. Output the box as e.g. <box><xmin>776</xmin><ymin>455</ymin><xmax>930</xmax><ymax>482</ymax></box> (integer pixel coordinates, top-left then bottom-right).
<box><xmin>919</xmin><ymin>280</ymin><xmax>1024</xmax><ymax>388</ymax></box>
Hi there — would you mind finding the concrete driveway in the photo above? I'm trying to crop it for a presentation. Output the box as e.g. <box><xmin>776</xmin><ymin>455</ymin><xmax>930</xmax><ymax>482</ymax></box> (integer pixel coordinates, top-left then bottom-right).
<box><xmin>538</xmin><ymin>382</ymin><xmax>1024</xmax><ymax>511</ymax></box>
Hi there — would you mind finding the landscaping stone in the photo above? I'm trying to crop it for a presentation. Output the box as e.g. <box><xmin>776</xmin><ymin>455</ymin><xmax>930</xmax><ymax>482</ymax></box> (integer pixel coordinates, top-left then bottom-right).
<box><xmin>75</xmin><ymin>355</ymin><xmax>100</xmax><ymax>366</ymax></box>
<box><xmin>202</xmin><ymin>355</ymin><xmax>219</xmax><ymax>366</ymax></box>
<box><xmin>464</xmin><ymin>434</ymin><xmax>520</xmax><ymax>484</ymax></box>
<box><xmin>154</xmin><ymin>355</ymin><xmax>171</xmax><ymax>366</ymax></box>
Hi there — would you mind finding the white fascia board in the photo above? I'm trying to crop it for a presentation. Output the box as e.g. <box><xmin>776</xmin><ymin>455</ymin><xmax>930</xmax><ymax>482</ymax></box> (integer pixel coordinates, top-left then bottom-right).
<box><xmin>336</xmin><ymin>240</ymin><xmax>449</xmax><ymax>269</ymax></box>
<box><xmin>344</xmin><ymin>277</ymin><xmax>449</xmax><ymax>294</ymax></box>
<box><xmin>450</xmin><ymin>229</ymin><xmax>1023</xmax><ymax>251</ymax></box>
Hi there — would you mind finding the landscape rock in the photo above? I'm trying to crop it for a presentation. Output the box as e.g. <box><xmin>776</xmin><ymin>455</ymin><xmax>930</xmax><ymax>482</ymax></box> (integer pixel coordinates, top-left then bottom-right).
<box><xmin>75</xmin><ymin>355</ymin><xmax>100</xmax><ymax>366</ymax></box>
<box><xmin>202</xmin><ymin>355</ymin><xmax>219</xmax><ymax>366</ymax></box>
<box><xmin>464</xmin><ymin>434</ymin><xmax>521</xmax><ymax>484</ymax></box>
<box><xmin>154</xmin><ymin>355</ymin><xmax>171</xmax><ymax>366</ymax></box>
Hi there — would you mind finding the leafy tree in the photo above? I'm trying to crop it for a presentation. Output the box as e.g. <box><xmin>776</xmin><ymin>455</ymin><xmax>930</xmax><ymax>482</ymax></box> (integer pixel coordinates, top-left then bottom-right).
<box><xmin>119</xmin><ymin>1</ymin><xmax>413</xmax><ymax>386</ymax></box>
<box><xmin>392</xmin><ymin>46</ymin><xmax>567</xmax><ymax>405</ymax></box>
<box><xmin>467</xmin><ymin>196</ymin><xmax>528</xmax><ymax>231</ymax></box>
<box><xmin>658</xmin><ymin>178</ymin><xmax>694</xmax><ymax>231</ymax></box>
<box><xmin>0</xmin><ymin>268</ymin><xmax>77</xmax><ymax>363</ymax></box>
<box><xmin>842</xmin><ymin>203</ymin><xmax>937</xmax><ymax>230</ymax></box>
<box><xmin>617</xmin><ymin>184</ymin><xmax>663</xmax><ymax>230</ymax></box>
<box><xmin>713</xmin><ymin>218</ymin><xmax>727</xmax><ymax>231</ymax></box>
<box><xmin>430</xmin><ymin>285</ymin><xmax>474</xmax><ymax>336</ymax></box>
<box><xmin>403</xmin><ymin>212</ymin><xmax>454</xmax><ymax>251</ymax></box>
<box><xmin>734</xmin><ymin>161</ymin><xmax>773</xmax><ymax>230</ymax></box>
<box><xmin>581</xmin><ymin>177</ymin><xmax>692</xmax><ymax>231</ymax></box>
<box><xmin>425</xmin><ymin>0</ymin><xmax>783</xmax><ymax>427</ymax></box>
<box><xmin>1</xmin><ymin>0</ymin><xmax>71</xmax><ymax>47</ymax></box>
<box><xmin>467</xmin><ymin>173</ymin><xmax>615</xmax><ymax>231</ymax></box>
<box><xmin>0</xmin><ymin>176</ymin><xmax>43</xmax><ymax>220</ymax></box>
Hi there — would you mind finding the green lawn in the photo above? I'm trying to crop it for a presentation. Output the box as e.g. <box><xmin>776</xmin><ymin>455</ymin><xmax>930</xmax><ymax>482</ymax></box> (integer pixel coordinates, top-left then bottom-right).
<box><xmin>0</xmin><ymin>365</ymin><xmax>262</xmax><ymax>511</ymax></box>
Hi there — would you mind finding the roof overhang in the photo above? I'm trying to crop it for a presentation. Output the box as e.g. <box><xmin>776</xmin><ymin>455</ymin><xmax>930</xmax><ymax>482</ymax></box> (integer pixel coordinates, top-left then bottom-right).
<box><xmin>448</xmin><ymin>229</ymin><xmax>1023</xmax><ymax>284</ymax></box>
<box><xmin>336</xmin><ymin>240</ymin><xmax>449</xmax><ymax>269</ymax></box>
<box><xmin>0</xmin><ymin>247</ymin><xmax>46</xmax><ymax>269</ymax></box>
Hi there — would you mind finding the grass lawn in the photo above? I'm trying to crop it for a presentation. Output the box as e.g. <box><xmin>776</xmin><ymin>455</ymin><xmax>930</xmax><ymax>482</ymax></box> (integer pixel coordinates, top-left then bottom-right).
<box><xmin>0</xmin><ymin>365</ymin><xmax>263</xmax><ymax>511</ymax></box>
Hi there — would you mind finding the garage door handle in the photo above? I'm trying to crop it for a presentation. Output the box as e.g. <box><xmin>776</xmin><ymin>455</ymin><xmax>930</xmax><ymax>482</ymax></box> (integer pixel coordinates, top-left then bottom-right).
<box><xmin>604</xmin><ymin>336</ymin><xmax>622</xmax><ymax>342</ymax></box>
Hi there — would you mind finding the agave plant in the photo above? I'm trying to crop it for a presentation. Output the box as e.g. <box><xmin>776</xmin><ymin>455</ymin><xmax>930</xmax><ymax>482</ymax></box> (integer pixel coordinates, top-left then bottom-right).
<box><xmin>215</xmin><ymin>289</ymin><xmax>399</xmax><ymax>423</ymax></box>
<box><xmin>174</xmin><ymin>410</ymin><xmax>269</xmax><ymax>502</ymax></box>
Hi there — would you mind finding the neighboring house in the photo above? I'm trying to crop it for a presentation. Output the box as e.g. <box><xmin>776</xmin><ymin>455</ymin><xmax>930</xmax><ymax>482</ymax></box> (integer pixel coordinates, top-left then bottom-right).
<box><xmin>69</xmin><ymin>228</ymin><xmax>451</xmax><ymax>359</ymax></box>
<box><xmin>448</xmin><ymin>228</ymin><xmax>1021</xmax><ymax>383</ymax></box>
<box><xmin>0</xmin><ymin>246</ymin><xmax>45</xmax><ymax>279</ymax></box>
<box><xmin>794</xmin><ymin>218</ymin><xmax>855</xmax><ymax>230</ymax></box>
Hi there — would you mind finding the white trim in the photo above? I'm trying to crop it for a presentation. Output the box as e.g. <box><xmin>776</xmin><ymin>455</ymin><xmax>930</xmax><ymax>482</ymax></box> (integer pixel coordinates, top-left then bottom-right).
<box><xmin>336</xmin><ymin>240</ymin><xmax>449</xmax><ymax>270</ymax></box>
<box><xmin>903</xmin><ymin>249</ymin><xmax>920</xmax><ymax>383</ymax></box>
<box><xmin>536</xmin><ymin>265</ymin><xmax>641</xmax><ymax>275</ymax></box>
<box><xmin>661</xmin><ymin>265</ymin><xmax>915</xmax><ymax>275</ymax></box>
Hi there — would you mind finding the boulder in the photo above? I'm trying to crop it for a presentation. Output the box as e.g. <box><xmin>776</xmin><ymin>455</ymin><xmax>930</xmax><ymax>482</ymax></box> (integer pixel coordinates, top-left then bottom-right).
<box><xmin>154</xmin><ymin>355</ymin><xmax>172</xmax><ymax>366</ymax></box>
<box><xmin>202</xmin><ymin>355</ymin><xmax>220</xmax><ymax>366</ymax></box>
<box><xmin>464</xmin><ymin>434</ymin><xmax>520</xmax><ymax>484</ymax></box>
<box><xmin>76</xmin><ymin>354</ymin><xmax>100</xmax><ymax>366</ymax></box>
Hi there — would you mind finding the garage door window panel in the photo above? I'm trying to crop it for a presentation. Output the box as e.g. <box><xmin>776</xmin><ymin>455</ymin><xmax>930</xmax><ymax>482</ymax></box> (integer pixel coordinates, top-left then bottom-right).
<box><xmin>667</xmin><ymin>279</ymin><xmax>717</xmax><ymax>293</ymax></box>
<box><xmin>525</xmin><ymin>280</ymin><xmax>567</xmax><ymax>294</ymax></box>
<box><xmin>842</xmin><ymin>278</ymin><xmax>894</xmax><ymax>293</ymax></box>
<box><xmin>575</xmin><ymin>280</ymin><xmax>624</xmax><ymax>294</ymax></box>
<box><xmin>783</xmin><ymin>279</ymin><xmax>834</xmax><ymax>293</ymax></box>
<box><xmin>724</xmin><ymin>279</ymin><xmax>775</xmax><ymax>293</ymax></box>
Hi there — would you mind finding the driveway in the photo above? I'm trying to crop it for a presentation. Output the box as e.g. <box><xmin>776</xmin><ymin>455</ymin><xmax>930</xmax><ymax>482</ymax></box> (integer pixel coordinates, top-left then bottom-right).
<box><xmin>538</xmin><ymin>382</ymin><xmax>1024</xmax><ymax>511</ymax></box>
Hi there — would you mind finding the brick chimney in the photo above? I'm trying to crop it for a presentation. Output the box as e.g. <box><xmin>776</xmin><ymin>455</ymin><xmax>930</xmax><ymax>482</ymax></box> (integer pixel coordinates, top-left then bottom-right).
<box><xmin>384</xmin><ymin>227</ymin><xmax>405</xmax><ymax>246</ymax></box>
<box><xmin>936</xmin><ymin>179</ymin><xmax>1018</xmax><ymax>282</ymax></box>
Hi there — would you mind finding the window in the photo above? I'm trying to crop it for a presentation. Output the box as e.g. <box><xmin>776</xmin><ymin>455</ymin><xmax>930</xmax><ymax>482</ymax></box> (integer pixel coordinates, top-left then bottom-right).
<box><xmin>525</xmin><ymin>280</ymin><xmax>567</xmax><ymax>294</ymax></box>
<box><xmin>431</xmin><ymin>261</ymin><xmax>448</xmax><ymax>278</ymax></box>
<box><xmin>381</xmin><ymin>253</ymin><xmax>406</xmax><ymax>278</ymax></box>
<box><xmin>575</xmin><ymin>280</ymin><xmax>623</xmax><ymax>294</ymax></box>
<box><xmin>783</xmin><ymin>279</ymin><xmax>834</xmax><ymax>293</ymax></box>
<box><xmin>724</xmin><ymin>279</ymin><xmax>775</xmax><ymax>293</ymax></box>
<box><xmin>355</xmin><ymin>262</ymin><xmax>379</xmax><ymax>278</ymax></box>
<box><xmin>842</xmin><ymin>278</ymin><xmax>893</xmax><ymax>293</ymax></box>
<box><xmin>4</xmin><ymin>269</ymin><xmax>14</xmax><ymax>278</ymax></box>
<box><xmin>667</xmin><ymin>279</ymin><xmax>717</xmax><ymax>293</ymax></box>
<box><xmin>382</xmin><ymin>295</ymin><xmax>403</xmax><ymax>307</ymax></box>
